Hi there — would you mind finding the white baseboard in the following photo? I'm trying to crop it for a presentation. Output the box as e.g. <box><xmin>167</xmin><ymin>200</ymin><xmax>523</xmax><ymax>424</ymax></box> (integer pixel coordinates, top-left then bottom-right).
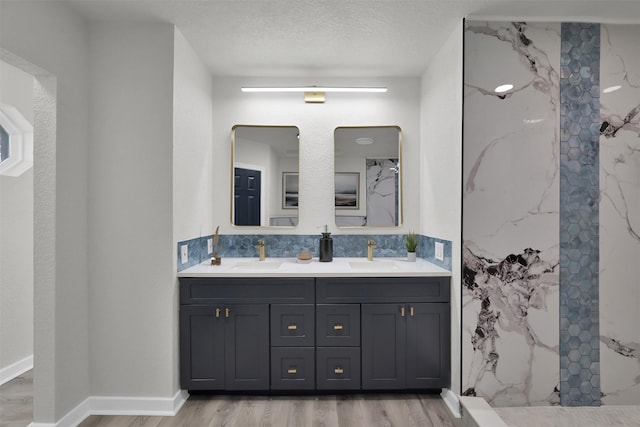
<box><xmin>0</xmin><ymin>354</ymin><xmax>33</xmax><ymax>385</ymax></box>
<box><xmin>441</xmin><ymin>388</ymin><xmax>461</xmax><ymax>418</ymax></box>
<box><xmin>89</xmin><ymin>389</ymin><xmax>189</xmax><ymax>416</ymax></box>
<box><xmin>28</xmin><ymin>389</ymin><xmax>189</xmax><ymax>427</ymax></box>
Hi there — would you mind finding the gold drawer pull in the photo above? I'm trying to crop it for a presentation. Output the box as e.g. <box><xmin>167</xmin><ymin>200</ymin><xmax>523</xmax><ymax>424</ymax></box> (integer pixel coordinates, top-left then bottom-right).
<box><xmin>287</xmin><ymin>324</ymin><xmax>297</xmax><ymax>330</ymax></box>
<box><xmin>287</xmin><ymin>368</ymin><xmax>297</xmax><ymax>374</ymax></box>
<box><xmin>401</xmin><ymin>307</ymin><xmax>405</xmax><ymax>317</ymax></box>
<box><xmin>333</xmin><ymin>324</ymin><xmax>344</xmax><ymax>330</ymax></box>
<box><xmin>225</xmin><ymin>307</ymin><xmax>230</xmax><ymax>318</ymax></box>
<box><xmin>410</xmin><ymin>306</ymin><xmax>414</xmax><ymax>317</ymax></box>
<box><xmin>215</xmin><ymin>308</ymin><xmax>221</xmax><ymax>318</ymax></box>
<box><xmin>334</xmin><ymin>367</ymin><xmax>344</xmax><ymax>374</ymax></box>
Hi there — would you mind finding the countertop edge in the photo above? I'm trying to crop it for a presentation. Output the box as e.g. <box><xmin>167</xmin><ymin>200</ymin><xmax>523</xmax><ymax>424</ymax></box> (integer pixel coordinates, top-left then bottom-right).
<box><xmin>177</xmin><ymin>257</ymin><xmax>452</xmax><ymax>278</ymax></box>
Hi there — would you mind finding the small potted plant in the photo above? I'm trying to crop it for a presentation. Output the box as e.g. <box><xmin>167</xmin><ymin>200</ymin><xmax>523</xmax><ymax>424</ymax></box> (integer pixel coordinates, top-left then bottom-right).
<box><xmin>404</xmin><ymin>230</ymin><xmax>418</xmax><ymax>262</ymax></box>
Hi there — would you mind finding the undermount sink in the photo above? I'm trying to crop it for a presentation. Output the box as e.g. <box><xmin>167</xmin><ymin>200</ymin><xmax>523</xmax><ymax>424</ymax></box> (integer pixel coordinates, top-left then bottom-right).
<box><xmin>232</xmin><ymin>261</ymin><xmax>283</xmax><ymax>269</ymax></box>
<box><xmin>349</xmin><ymin>260</ymin><xmax>399</xmax><ymax>270</ymax></box>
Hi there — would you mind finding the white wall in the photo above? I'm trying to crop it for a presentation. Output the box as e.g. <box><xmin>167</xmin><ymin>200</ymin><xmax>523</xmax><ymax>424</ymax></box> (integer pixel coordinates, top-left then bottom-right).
<box><xmin>173</xmin><ymin>27</ymin><xmax>214</xmax><ymax>391</ymax></box>
<box><xmin>420</xmin><ymin>21</ymin><xmax>463</xmax><ymax>395</ymax></box>
<box><xmin>173</xmin><ymin>29</ymin><xmax>214</xmax><ymax>244</ymax></box>
<box><xmin>212</xmin><ymin>77</ymin><xmax>421</xmax><ymax>235</ymax></box>
<box><xmin>88</xmin><ymin>22</ymin><xmax>175</xmax><ymax>397</ymax></box>
<box><xmin>0</xmin><ymin>60</ymin><xmax>34</xmax><ymax>374</ymax></box>
<box><xmin>1</xmin><ymin>1</ymin><xmax>90</xmax><ymax>422</ymax></box>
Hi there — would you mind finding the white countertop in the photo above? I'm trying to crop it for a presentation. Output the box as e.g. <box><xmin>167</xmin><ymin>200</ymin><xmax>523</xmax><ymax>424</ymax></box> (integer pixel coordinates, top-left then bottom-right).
<box><xmin>177</xmin><ymin>257</ymin><xmax>451</xmax><ymax>278</ymax></box>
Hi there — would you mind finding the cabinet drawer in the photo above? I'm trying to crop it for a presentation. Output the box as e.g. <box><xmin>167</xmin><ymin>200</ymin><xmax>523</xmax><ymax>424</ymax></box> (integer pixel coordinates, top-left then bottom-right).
<box><xmin>271</xmin><ymin>347</ymin><xmax>315</xmax><ymax>390</ymax></box>
<box><xmin>316</xmin><ymin>304</ymin><xmax>360</xmax><ymax>347</ymax></box>
<box><xmin>316</xmin><ymin>277</ymin><xmax>449</xmax><ymax>303</ymax></box>
<box><xmin>316</xmin><ymin>347</ymin><xmax>361</xmax><ymax>390</ymax></box>
<box><xmin>271</xmin><ymin>304</ymin><xmax>314</xmax><ymax>347</ymax></box>
<box><xmin>180</xmin><ymin>277</ymin><xmax>315</xmax><ymax>304</ymax></box>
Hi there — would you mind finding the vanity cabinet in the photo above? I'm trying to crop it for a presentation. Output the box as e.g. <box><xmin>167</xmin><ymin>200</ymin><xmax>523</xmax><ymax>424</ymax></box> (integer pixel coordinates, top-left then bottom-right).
<box><xmin>180</xmin><ymin>304</ymin><xmax>269</xmax><ymax>390</ymax></box>
<box><xmin>317</xmin><ymin>277</ymin><xmax>450</xmax><ymax>391</ymax></box>
<box><xmin>361</xmin><ymin>303</ymin><xmax>449</xmax><ymax>389</ymax></box>
<box><xmin>180</xmin><ymin>275</ymin><xmax>449</xmax><ymax>392</ymax></box>
<box><xmin>316</xmin><ymin>304</ymin><xmax>361</xmax><ymax>390</ymax></box>
<box><xmin>270</xmin><ymin>304</ymin><xmax>315</xmax><ymax>390</ymax></box>
<box><xmin>180</xmin><ymin>277</ymin><xmax>314</xmax><ymax>391</ymax></box>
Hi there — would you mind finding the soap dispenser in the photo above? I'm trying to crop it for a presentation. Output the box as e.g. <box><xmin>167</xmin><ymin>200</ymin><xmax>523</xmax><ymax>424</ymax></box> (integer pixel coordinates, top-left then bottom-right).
<box><xmin>319</xmin><ymin>225</ymin><xmax>333</xmax><ymax>262</ymax></box>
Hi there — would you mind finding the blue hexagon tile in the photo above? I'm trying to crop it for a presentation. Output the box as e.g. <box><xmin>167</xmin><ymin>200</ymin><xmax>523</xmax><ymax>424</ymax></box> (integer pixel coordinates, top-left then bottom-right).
<box><xmin>559</xmin><ymin>22</ymin><xmax>601</xmax><ymax>407</ymax></box>
<box><xmin>177</xmin><ymin>233</ymin><xmax>452</xmax><ymax>271</ymax></box>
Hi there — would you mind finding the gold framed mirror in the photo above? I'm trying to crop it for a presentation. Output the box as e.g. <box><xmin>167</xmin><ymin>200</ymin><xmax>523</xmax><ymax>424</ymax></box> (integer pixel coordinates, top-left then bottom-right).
<box><xmin>334</xmin><ymin>126</ymin><xmax>402</xmax><ymax>227</ymax></box>
<box><xmin>231</xmin><ymin>125</ymin><xmax>300</xmax><ymax>227</ymax></box>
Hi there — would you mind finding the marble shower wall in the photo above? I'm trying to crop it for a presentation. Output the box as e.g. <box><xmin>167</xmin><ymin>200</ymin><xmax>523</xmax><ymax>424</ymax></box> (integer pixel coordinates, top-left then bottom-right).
<box><xmin>464</xmin><ymin>20</ymin><xmax>640</xmax><ymax>408</ymax></box>
<box><xmin>599</xmin><ymin>24</ymin><xmax>640</xmax><ymax>406</ymax></box>
<box><xmin>463</xmin><ymin>21</ymin><xmax>561</xmax><ymax>406</ymax></box>
<box><xmin>365</xmin><ymin>158</ymin><xmax>399</xmax><ymax>226</ymax></box>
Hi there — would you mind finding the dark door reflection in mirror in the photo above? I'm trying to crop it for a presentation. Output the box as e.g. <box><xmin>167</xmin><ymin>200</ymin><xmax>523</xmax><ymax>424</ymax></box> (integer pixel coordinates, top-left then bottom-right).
<box><xmin>334</xmin><ymin>126</ymin><xmax>402</xmax><ymax>228</ymax></box>
<box><xmin>231</xmin><ymin>125</ymin><xmax>300</xmax><ymax>227</ymax></box>
<box><xmin>233</xmin><ymin>167</ymin><xmax>261</xmax><ymax>226</ymax></box>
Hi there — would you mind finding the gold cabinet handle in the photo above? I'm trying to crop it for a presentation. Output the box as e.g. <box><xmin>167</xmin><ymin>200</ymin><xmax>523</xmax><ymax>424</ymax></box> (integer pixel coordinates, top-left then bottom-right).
<box><xmin>401</xmin><ymin>306</ymin><xmax>405</xmax><ymax>317</ymax></box>
<box><xmin>333</xmin><ymin>324</ymin><xmax>344</xmax><ymax>330</ymax></box>
<box><xmin>215</xmin><ymin>308</ymin><xmax>221</xmax><ymax>318</ymax></box>
<box><xmin>287</xmin><ymin>324</ymin><xmax>297</xmax><ymax>330</ymax></box>
<box><xmin>225</xmin><ymin>307</ymin><xmax>230</xmax><ymax>318</ymax></box>
<box><xmin>334</xmin><ymin>367</ymin><xmax>344</xmax><ymax>374</ymax></box>
<box><xmin>287</xmin><ymin>368</ymin><xmax>297</xmax><ymax>374</ymax></box>
<box><xmin>410</xmin><ymin>306</ymin><xmax>414</xmax><ymax>317</ymax></box>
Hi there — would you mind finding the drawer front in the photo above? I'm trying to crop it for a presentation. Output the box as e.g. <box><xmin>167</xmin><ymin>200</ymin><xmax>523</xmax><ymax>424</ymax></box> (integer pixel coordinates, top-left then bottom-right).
<box><xmin>316</xmin><ymin>304</ymin><xmax>360</xmax><ymax>347</ymax></box>
<box><xmin>180</xmin><ymin>277</ymin><xmax>315</xmax><ymax>304</ymax></box>
<box><xmin>316</xmin><ymin>277</ymin><xmax>449</xmax><ymax>303</ymax></box>
<box><xmin>316</xmin><ymin>347</ymin><xmax>361</xmax><ymax>390</ymax></box>
<box><xmin>271</xmin><ymin>347</ymin><xmax>315</xmax><ymax>390</ymax></box>
<box><xmin>271</xmin><ymin>304</ymin><xmax>315</xmax><ymax>347</ymax></box>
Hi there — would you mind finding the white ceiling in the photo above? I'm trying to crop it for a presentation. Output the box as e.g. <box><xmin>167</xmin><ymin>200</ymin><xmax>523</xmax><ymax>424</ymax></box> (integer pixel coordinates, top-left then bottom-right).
<box><xmin>66</xmin><ymin>0</ymin><xmax>640</xmax><ymax>77</ymax></box>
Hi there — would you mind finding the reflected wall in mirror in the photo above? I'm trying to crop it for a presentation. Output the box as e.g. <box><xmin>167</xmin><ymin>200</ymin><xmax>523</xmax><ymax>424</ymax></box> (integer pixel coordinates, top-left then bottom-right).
<box><xmin>334</xmin><ymin>126</ymin><xmax>402</xmax><ymax>227</ymax></box>
<box><xmin>231</xmin><ymin>125</ymin><xmax>299</xmax><ymax>227</ymax></box>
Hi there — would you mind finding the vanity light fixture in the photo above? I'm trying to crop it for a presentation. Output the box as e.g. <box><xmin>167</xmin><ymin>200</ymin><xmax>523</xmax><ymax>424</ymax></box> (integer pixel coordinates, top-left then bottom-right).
<box><xmin>494</xmin><ymin>83</ymin><xmax>514</xmax><ymax>93</ymax></box>
<box><xmin>241</xmin><ymin>86</ymin><xmax>388</xmax><ymax>103</ymax></box>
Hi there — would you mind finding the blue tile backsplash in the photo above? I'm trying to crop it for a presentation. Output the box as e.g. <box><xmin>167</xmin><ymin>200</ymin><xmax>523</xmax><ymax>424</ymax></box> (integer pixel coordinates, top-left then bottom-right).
<box><xmin>177</xmin><ymin>233</ymin><xmax>452</xmax><ymax>272</ymax></box>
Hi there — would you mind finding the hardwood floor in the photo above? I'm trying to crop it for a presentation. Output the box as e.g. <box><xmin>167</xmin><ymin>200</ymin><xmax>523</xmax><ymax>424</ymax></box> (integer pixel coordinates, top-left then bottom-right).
<box><xmin>4</xmin><ymin>372</ymin><xmax>640</xmax><ymax>427</ymax></box>
<box><xmin>1</xmin><ymin>371</ymin><xmax>457</xmax><ymax>427</ymax></box>
<box><xmin>79</xmin><ymin>394</ymin><xmax>459</xmax><ymax>427</ymax></box>
<box><xmin>0</xmin><ymin>370</ymin><xmax>33</xmax><ymax>427</ymax></box>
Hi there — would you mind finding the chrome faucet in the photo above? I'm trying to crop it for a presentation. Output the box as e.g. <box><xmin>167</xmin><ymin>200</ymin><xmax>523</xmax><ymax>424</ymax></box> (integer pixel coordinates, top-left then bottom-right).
<box><xmin>255</xmin><ymin>239</ymin><xmax>266</xmax><ymax>261</ymax></box>
<box><xmin>367</xmin><ymin>240</ymin><xmax>376</xmax><ymax>261</ymax></box>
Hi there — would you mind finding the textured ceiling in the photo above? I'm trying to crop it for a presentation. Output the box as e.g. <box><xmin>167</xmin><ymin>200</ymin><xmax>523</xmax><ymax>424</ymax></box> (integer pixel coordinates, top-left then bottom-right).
<box><xmin>66</xmin><ymin>0</ymin><xmax>640</xmax><ymax>77</ymax></box>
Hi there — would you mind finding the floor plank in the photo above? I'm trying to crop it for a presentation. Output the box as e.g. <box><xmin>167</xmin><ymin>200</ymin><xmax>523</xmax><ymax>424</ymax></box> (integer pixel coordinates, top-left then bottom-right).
<box><xmin>0</xmin><ymin>370</ymin><xmax>33</xmax><ymax>427</ymax></box>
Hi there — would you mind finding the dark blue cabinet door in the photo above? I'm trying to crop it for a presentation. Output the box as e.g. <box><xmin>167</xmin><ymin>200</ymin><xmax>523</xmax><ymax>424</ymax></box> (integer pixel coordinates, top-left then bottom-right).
<box><xmin>180</xmin><ymin>305</ymin><xmax>225</xmax><ymax>390</ymax></box>
<box><xmin>406</xmin><ymin>303</ymin><xmax>450</xmax><ymax>389</ymax></box>
<box><xmin>361</xmin><ymin>304</ymin><xmax>406</xmax><ymax>389</ymax></box>
<box><xmin>224</xmin><ymin>304</ymin><xmax>270</xmax><ymax>390</ymax></box>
